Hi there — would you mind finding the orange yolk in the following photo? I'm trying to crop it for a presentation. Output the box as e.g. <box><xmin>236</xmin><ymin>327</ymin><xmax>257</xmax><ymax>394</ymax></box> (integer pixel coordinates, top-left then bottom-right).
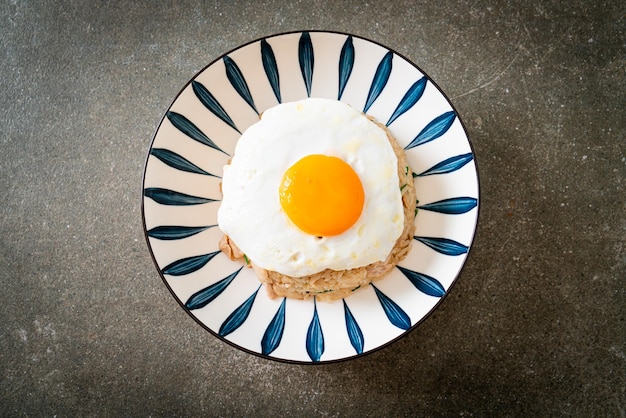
<box><xmin>279</xmin><ymin>154</ymin><xmax>365</xmax><ymax>237</ymax></box>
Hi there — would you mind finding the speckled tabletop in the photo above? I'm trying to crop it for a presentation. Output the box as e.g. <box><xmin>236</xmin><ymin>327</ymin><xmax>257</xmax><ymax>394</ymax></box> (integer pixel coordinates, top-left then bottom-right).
<box><xmin>1</xmin><ymin>1</ymin><xmax>624</xmax><ymax>416</ymax></box>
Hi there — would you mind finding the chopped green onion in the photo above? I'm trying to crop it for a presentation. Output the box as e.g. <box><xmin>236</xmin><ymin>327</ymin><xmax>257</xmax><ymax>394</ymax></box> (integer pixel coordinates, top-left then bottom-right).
<box><xmin>400</xmin><ymin>184</ymin><xmax>407</xmax><ymax>192</ymax></box>
<box><xmin>243</xmin><ymin>254</ymin><xmax>250</xmax><ymax>265</ymax></box>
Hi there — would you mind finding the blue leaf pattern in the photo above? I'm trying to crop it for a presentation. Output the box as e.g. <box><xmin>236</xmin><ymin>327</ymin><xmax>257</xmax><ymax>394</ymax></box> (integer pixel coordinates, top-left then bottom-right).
<box><xmin>162</xmin><ymin>251</ymin><xmax>220</xmax><ymax>276</ymax></box>
<box><xmin>405</xmin><ymin>111</ymin><xmax>456</xmax><ymax>149</ymax></box>
<box><xmin>343</xmin><ymin>300</ymin><xmax>364</xmax><ymax>354</ymax></box>
<box><xmin>223</xmin><ymin>56</ymin><xmax>258</xmax><ymax>115</ymax></box>
<box><xmin>397</xmin><ymin>266</ymin><xmax>446</xmax><ymax>297</ymax></box>
<box><xmin>298</xmin><ymin>32</ymin><xmax>314</xmax><ymax>97</ymax></box>
<box><xmin>414</xmin><ymin>153</ymin><xmax>473</xmax><ymax>177</ymax></box>
<box><xmin>372</xmin><ymin>285</ymin><xmax>411</xmax><ymax>330</ymax></box>
<box><xmin>306</xmin><ymin>300</ymin><xmax>324</xmax><ymax>362</ymax></box>
<box><xmin>166</xmin><ymin>111</ymin><xmax>229</xmax><ymax>155</ymax></box>
<box><xmin>150</xmin><ymin>148</ymin><xmax>217</xmax><ymax>177</ymax></box>
<box><xmin>338</xmin><ymin>36</ymin><xmax>354</xmax><ymax>100</ymax></box>
<box><xmin>147</xmin><ymin>225</ymin><xmax>214</xmax><ymax>240</ymax></box>
<box><xmin>144</xmin><ymin>187</ymin><xmax>217</xmax><ymax>206</ymax></box>
<box><xmin>185</xmin><ymin>267</ymin><xmax>242</xmax><ymax>310</ymax></box>
<box><xmin>261</xmin><ymin>298</ymin><xmax>287</xmax><ymax>356</ymax></box>
<box><xmin>261</xmin><ymin>39</ymin><xmax>281</xmax><ymax>103</ymax></box>
<box><xmin>418</xmin><ymin>197</ymin><xmax>478</xmax><ymax>214</ymax></box>
<box><xmin>219</xmin><ymin>285</ymin><xmax>261</xmax><ymax>337</ymax></box>
<box><xmin>414</xmin><ymin>236</ymin><xmax>469</xmax><ymax>256</ymax></box>
<box><xmin>386</xmin><ymin>77</ymin><xmax>427</xmax><ymax>126</ymax></box>
<box><xmin>363</xmin><ymin>51</ymin><xmax>393</xmax><ymax>113</ymax></box>
<box><xmin>191</xmin><ymin>80</ymin><xmax>241</xmax><ymax>134</ymax></box>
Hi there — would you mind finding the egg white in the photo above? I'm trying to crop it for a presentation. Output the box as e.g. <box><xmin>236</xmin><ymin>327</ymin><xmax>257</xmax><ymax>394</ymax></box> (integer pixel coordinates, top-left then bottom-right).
<box><xmin>217</xmin><ymin>98</ymin><xmax>404</xmax><ymax>277</ymax></box>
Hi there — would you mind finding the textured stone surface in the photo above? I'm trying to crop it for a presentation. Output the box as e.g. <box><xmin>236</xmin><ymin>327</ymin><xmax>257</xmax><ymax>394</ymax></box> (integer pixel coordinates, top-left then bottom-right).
<box><xmin>1</xmin><ymin>1</ymin><xmax>624</xmax><ymax>416</ymax></box>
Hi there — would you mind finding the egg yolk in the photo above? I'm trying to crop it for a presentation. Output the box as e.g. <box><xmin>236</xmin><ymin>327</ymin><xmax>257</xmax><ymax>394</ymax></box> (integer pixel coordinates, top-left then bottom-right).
<box><xmin>279</xmin><ymin>154</ymin><xmax>365</xmax><ymax>237</ymax></box>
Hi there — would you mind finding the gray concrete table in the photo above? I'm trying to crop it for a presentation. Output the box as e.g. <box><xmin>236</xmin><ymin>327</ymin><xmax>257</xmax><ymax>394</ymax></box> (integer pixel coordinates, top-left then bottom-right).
<box><xmin>1</xmin><ymin>1</ymin><xmax>624</xmax><ymax>416</ymax></box>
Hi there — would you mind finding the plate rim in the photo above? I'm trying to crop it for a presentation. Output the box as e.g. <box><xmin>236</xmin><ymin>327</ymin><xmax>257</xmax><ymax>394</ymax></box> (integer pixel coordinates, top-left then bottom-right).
<box><xmin>141</xmin><ymin>29</ymin><xmax>481</xmax><ymax>364</ymax></box>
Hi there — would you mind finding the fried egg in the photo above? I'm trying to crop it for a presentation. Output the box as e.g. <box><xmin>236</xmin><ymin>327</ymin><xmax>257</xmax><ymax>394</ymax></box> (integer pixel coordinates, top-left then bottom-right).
<box><xmin>217</xmin><ymin>98</ymin><xmax>404</xmax><ymax>277</ymax></box>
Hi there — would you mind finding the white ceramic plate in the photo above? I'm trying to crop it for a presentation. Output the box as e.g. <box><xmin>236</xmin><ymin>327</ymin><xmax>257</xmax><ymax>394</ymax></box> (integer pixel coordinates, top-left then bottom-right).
<box><xmin>142</xmin><ymin>31</ymin><xmax>479</xmax><ymax>363</ymax></box>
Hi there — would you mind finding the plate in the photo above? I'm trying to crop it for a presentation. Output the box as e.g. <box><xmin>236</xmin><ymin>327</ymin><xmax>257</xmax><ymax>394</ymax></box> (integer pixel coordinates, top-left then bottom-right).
<box><xmin>142</xmin><ymin>31</ymin><xmax>479</xmax><ymax>363</ymax></box>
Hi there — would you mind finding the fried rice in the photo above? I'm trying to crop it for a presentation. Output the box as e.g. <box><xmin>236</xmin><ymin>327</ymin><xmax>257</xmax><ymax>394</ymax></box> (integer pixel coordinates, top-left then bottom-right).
<box><xmin>219</xmin><ymin>118</ymin><xmax>416</xmax><ymax>302</ymax></box>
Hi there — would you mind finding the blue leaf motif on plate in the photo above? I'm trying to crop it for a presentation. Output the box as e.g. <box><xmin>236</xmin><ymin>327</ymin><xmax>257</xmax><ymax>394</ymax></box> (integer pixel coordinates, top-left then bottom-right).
<box><xmin>223</xmin><ymin>56</ymin><xmax>258</xmax><ymax>115</ymax></box>
<box><xmin>405</xmin><ymin>111</ymin><xmax>456</xmax><ymax>150</ymax></box>
<box><xmin>219</xmin><ymin>285</ymin><xmax>261</xmax><ymax>337</ymax></box>
<box><xmin>338</xmin><ymin>35</ymin><xmax>354</xmax><ymax>100</ymax></box>
<box><xmin>414</xmin><ymin>236</ymin><xmax>469</xmax><ymax>256</ymax></box>
<box><xmin>162</xmin><ymin>251</ymin><xmax>220</xmax><ymax>276</ymax></box>
<box><xmin>418</xmin><ymin>197</ymin><xmax>478</xmax><ymax>214</ymax></box>
<box><xmin>261</xmin><ymin>298</ymin><xmax>287</xmax><ymax>356</ymax></box>
<box><xmin>386</xmin><ymin>77</ymin><xmax>427</xmax><ymax>126</ymax></box>
<box><xmin>191</xmin><ymin>80</ymin><xmax>241</xmax><ymax>134</ymax></box>
<box><xmin>147</xmin><ymin>225</ymin><xmax>214</xmax><ymax>240</ymax></box>
<box><xmin>343</xmin><ymin>300</ymin><xmax>364</xmax><ymax>354</ymax></box>
<box><xmin>414</xmin><ymin>153</ymin><xmax>473</xmax><ymax>177</ymax></box>
<box><xmin>261</xmin><ymin>39</ymin><xmax>281</xmax><ymax>103</ymax></box>
<box><xmin>298</xmin><ymin>32</ymin><xmax>314</xmax><ymax>97</ymax></box>
<box><xmin>363</xmin><ymin>51</ymin><xmax>393</xmax><ymax>113</ymax></box>
<box><xmin>306</xmin><ymin>299</ymin><xmax>325</xmax><ymax>362</ymax></box>
<box><xmin>150</xmin><ymin>148</ymin><xmax>218</xmax><ymax>177</ymax></box>
<box><xmin>166</xmin><ymin>111</ymin><xmax>229</xmax><ymax>155</ymax></box>
<box><xmin>185</xmin><ymin>267</ymin><xmax>242</xmax><ymax>310</ymax></box>
<box><xmin>372</xmin><ymin>284</ymin><xmax>411</xmax><ymax>330</ymax></box>
<box><xmin>397</xmin><ymin>266</ymin><xmax>446</xmax><ymax>297</ymax></box>
<box><xmin>144</xmin><ymin>187</ymin><xmax>217</xmax><ymax>206</ymax></box>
